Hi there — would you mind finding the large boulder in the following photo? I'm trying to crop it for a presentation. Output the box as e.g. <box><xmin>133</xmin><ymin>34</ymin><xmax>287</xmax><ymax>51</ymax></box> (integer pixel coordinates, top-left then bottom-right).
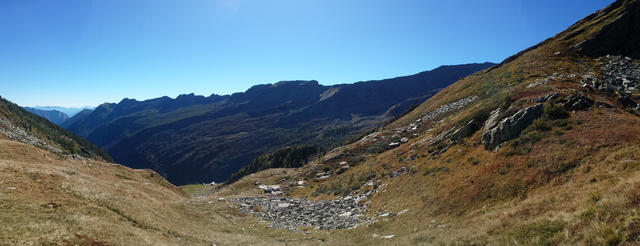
<box><xmin>481</xmin><ymin>104</ymin><xmax>544</xmax><ymax>150</ymax></box>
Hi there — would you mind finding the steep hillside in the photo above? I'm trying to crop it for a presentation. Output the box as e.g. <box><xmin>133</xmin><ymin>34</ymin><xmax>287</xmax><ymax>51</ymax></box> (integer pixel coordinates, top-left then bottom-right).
<box><xmin>64</xmin><ymin>63</ymin><xmax>493</xmax><ymax>185</ymax></box>
<box><xmin>23</xmin><ymin>107</ymin><xmax>69</xmax><ymax>125</ymax></box>
<box><xmin>210</xmin><ymin>0</ymin><xmax>640</xmax><ymax>244</ymax></box>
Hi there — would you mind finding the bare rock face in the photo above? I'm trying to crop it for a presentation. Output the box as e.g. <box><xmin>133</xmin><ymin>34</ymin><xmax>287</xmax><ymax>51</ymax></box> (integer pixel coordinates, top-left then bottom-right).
<box><xmin>481</xmin><ymin>104</ymin><xmax>544</xmax><ymax>150</ymax></box>
<box><xmin>576</xmin><ymin>0</ymin><xmax>640</xmax><ymax>59</ymax></box>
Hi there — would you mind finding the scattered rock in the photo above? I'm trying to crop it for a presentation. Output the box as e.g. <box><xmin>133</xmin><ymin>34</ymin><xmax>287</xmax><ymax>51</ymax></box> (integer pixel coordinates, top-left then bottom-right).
<box><xmin>419</xmin><ymin>96</ymin><xmax>479</xmax><ymax>123</ymax></box>
<box><xmin>233</xmin><ymin>195</ymin><xmax>371</xmax><ymax>231</ymax></box>
<box><xmin>258</xmin><ymin>185</ymin><xmax>283</xmax><ymax>195</ymax></box>
<box><xmin>527</xmin><ymin>73</ymin><xmax>577</xmax><ymax>88</ymax></box>
<box><xmin>0</xmin><ymin>117</ymin><xmax>62</xmax><ymax>153</ymax></box>
<box><xmin>389</xmin><ymin>167</ymin><xmax>408</xmax><ymax>178</ymax></box>
<box><xmin>582</xmin><ymin>56</ymin><xmax>640</xmax><ymax>94</ymax></box>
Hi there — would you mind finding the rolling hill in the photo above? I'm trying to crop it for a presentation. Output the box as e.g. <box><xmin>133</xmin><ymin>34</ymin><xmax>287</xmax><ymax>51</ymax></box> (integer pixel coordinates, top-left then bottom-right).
<box><xmin>63</xmin><ymin>63</ymin><xmax>494</xmax><ymax>185</ymax></box>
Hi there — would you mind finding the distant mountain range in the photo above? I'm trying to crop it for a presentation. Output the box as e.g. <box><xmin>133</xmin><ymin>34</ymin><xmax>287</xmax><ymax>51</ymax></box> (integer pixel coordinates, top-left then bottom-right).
<box><xmin>23</xmin><ymin>107</ymin><xmax>70</xmax><ymax>126</ymax></box>
<box><xmin>31</xmin><ymin>106</ymin><xmax>94</xmax><ymax>117</ymax></box>
<box><xmin>63</xmin><ymin>63</ymin><xmax>495</xmax><ymax>185</ymax></box>
<box><xmin>20</xmin><ymin>106</ymin><xmax>96</xmax><ymax>127</ymax></box>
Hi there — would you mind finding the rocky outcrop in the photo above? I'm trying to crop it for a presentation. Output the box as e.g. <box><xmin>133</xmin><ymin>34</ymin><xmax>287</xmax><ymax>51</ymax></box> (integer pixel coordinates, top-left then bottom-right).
<box><xmin>482</xmin><ymin>104</ymin><xmax>544</xmax><ymax>150</ymax></box>
<box><xmin>561</xmin><ymin>94</ymin><xmax>594</xmax><ymax>111</ymax></box>
<box><xmin>232</xmin><ymin>195</ymin><xmax>371</xmax><ymax>231</ymax></box>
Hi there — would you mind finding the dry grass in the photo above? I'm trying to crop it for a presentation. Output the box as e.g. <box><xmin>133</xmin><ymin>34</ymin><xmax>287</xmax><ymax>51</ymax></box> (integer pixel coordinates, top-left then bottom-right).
<box><xmin>0</xmin><ymin>140</ymin><xmax>319</xmax><ymax>246</ymax></box>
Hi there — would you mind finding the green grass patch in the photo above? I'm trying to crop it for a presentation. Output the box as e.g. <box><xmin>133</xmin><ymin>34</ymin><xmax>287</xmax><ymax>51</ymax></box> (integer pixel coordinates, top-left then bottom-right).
<box><xmin>508</xmin><ymin>220</ymin><xmax>565</xmax><ymax>246</ymax></box>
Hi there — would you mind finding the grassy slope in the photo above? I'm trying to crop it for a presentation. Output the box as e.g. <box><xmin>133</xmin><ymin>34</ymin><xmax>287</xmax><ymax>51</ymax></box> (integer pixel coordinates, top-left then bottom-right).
<box><xmin>0</xmin><ymin>140</ymin><xmax>331</xmax><ymax>245</ymax></box>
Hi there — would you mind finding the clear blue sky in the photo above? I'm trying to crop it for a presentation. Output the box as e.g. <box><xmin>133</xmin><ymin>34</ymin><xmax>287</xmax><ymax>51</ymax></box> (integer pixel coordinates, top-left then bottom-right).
<box><xmin>0</xmin><ymin>0</ymin><xmax>613</xmax><ymax>107</ymax></box>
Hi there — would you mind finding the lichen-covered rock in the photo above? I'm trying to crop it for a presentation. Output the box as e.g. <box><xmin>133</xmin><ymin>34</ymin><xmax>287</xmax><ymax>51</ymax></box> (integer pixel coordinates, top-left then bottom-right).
<box><xmin>482</xmin><ymin>104</ymin><xmax>544</xmax><ymax>150</ymax></box>
<box><xmin>483</xmin><ymin>108</ymin><xmax>504</xmax><ymax>132</ymax></box>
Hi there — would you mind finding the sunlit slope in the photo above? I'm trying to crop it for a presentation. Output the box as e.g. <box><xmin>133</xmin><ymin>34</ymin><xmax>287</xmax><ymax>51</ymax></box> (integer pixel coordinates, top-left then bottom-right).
<box><xmin>254</xmin><ymin>0</ymin><xmax>640</xmax><ymax>244</ymax></box>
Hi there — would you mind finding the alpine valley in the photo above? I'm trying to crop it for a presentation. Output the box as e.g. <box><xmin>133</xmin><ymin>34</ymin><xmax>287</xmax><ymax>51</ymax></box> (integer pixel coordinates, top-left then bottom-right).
<box><xmin>61</xmin><ymin>63</ymin><xmax>493</xmax><ymax>185</ymax></box>
<box><xmin>2</xmin><ymin>0</ymin><xmax>640</xmax><ymax>245</ymax></box>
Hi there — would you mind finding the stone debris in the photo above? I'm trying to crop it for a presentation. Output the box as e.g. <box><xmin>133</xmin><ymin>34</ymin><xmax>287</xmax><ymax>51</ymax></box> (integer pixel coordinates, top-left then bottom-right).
<box><xmin>419</xmin><ymin>96</ymin><xmax>479</xmax><ymax>123</ymax></box>
<box><xmin>527</xmin><ymin>73</ymin><xmax>577</xmax><ymax>88</ymax></box>
<box><xmin>0</xmin><ymin>117</ymin><xmax>62</xmax><ymax>153</ymax></box>
<box><xmin>582</xmin><ymin>55</ymin><xmax>640</xmax><ymax>94</ymax></box>
<box><xmin>258</xmin><ymin>185</ymin><xmax>283</xmax><ymax>195</ymax></box>
<box><xmin>232</xmin><ymin>195</ymin><xmax>371</xmax><ymax>231</ymax></box>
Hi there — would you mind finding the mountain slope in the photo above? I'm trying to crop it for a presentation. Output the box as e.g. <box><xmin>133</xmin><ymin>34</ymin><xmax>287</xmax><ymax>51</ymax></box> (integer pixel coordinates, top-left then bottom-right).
<box><xmin>0</xmin><ymin>96</ymin><xmax>111</xmax><ymax>162</ymax></box>
<box><xmin>23</xmin><ymin>107</ymin><xmax>69</xmax><ymax>125</ymax></box>
<box><xmin>217</xmin><ymin>0</ymin><xmax>640</xmax><ymax>244</ymax></box>
<box><xmin>64</xmin><ymin>63</ymin><xmax>494</xmax><ymax>185</ymax></box>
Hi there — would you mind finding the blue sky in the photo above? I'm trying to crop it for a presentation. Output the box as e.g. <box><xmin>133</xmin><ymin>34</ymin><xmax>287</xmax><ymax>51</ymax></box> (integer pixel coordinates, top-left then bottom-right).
<box><xmin>0</xmin><ymin>0</ymin><xmax>613</xmax><ymax>107</ymax></box>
